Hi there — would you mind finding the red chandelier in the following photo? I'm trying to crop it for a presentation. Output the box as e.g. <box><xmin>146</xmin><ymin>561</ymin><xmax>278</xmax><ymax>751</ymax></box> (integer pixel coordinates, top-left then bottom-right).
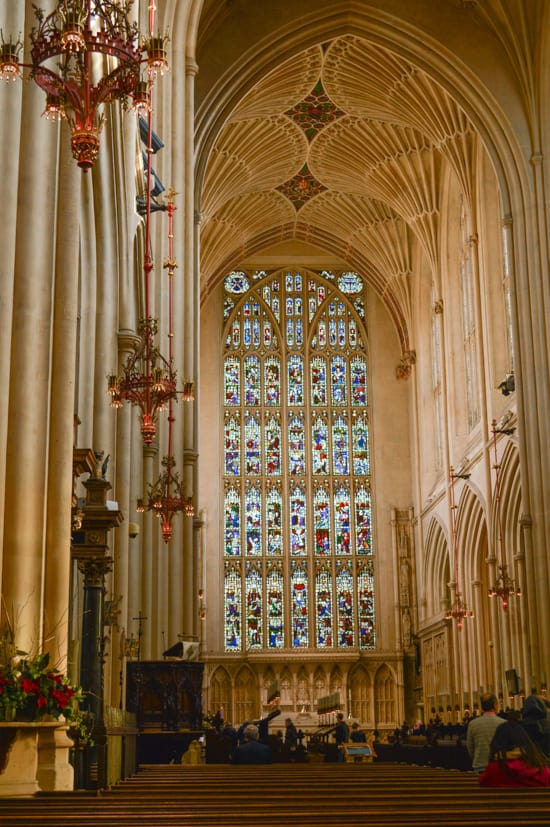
<box><xmin>101</xmin><ymin>2</ymin><xmax>193</xmax><ymax>541</ymax></box>
<box><xmin>0</xmin><ymin>0</ymin><xmax>168</xmax><ymax>169</ymax></box>
<box><xmin>488</xmin><ymin>419</ymin><xmax>520</xmax><ymax>610</ymax></box>
<box><xmin>446</xmin><ymin>467</ymin><xmax>474</xmax><ymax>630</ymax></box>
<box><xmin>135</xmin><ymin>191</ymin><xmax>195</xmax><ymax>543</ymax></box>
<box><xmin>107</xmin><ymin>317</ymin><xmax>177</xmax><ymax>445</ymax></box>
<box><xmin>137</xmin><ymin>455</ymin><xmax>194</xmax><ymax>543</ymax></box>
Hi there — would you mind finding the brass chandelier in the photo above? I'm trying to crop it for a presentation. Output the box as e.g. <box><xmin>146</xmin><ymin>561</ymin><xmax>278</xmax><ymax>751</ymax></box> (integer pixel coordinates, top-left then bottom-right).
<box><xmin>488</xmin><ymin>419</ymin><xmax>521</xmax><ymax>610</ymax></box>
<box><xmin>446</xmin><ymin>467</ymin><xmax>474</xmax><ymax>630</ymax></box>
<box><xmin>0</xmin><ymin>0</ymin><xmax>168</xmax><ymax>169</ymax></box>
<box><xmin>135</xmin><ymin>191</ymin><xmax>195</xmax><ymax>543</ymax></box>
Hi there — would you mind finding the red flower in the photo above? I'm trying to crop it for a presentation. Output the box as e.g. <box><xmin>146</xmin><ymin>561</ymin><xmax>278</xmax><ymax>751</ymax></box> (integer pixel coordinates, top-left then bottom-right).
<box><xmin>21</xmin><ymin>678</ymin><xmax>40</xmax><ymax>694</ymax></box>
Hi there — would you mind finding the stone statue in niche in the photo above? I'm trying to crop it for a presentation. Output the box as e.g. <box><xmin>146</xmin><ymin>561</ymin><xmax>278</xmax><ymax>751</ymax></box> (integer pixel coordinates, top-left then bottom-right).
<box><xmin>402</xmin><ymin>608</ymin><xmax>412</xmax><ymax>648</ymax></box>
<box><xmin>399</xmin><ymin>556</ymin><xmax>410</xmax><ymax>608</ymax></box>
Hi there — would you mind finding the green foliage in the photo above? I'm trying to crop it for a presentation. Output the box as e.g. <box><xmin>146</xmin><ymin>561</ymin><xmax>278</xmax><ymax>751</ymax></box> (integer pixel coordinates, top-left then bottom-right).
<box><xmin>0</xmin><ymin>626</ymin><xmax>83</xmax><ymax>723</ymax></box>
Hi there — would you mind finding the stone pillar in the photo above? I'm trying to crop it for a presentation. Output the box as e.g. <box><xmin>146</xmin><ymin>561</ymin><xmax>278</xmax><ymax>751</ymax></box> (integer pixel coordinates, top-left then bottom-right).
<box><xmin>44</xmin><ymin>138</ymin><xmax>82</xmax><ymax>667</ymax></box>
<box><xmin>2</xmin><ymin>64</ymin><xmax>59</xmax><ymax>651</ymax></box>
<box><xmin>0</xmin><ymin>3</ymin><xmax>24</xmax><ymax>561</ymax></box>
<box><xmin>72</xmin><ymin>471</ymin><xmax>122</xmax><ymax>789</ymax></box>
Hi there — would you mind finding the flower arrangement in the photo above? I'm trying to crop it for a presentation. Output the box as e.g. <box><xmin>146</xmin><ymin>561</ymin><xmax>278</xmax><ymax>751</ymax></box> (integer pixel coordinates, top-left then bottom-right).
<box><xmin>0</xmin><ymin>627</ymin><xmax>83</xmax><ymax>723</ymax></box>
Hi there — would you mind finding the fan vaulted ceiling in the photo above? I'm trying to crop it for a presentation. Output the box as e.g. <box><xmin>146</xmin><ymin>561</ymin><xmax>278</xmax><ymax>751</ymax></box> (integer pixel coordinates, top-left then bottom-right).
<box><xmin>200</xmin><ymin>35</ymin><xmax>477</xmax><ymax>350</ymax></box>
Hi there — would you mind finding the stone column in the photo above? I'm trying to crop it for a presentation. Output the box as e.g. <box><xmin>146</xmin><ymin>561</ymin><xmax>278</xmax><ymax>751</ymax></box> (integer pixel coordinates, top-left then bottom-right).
<box><xmin>111</xmin><ymin>331</ymin><xmax>140</xmax><ymax>708</ymax></box>
<box><xmin>2</xmin><ymin>34</ymin><xmax>60</xmax><ymax>651</ymax></box>
<box><xmin>0</xmin><ymin>3</ymin><xmax>24</xmax><ymax>561</ymax></box>
<box><xmin>44</xmin><ymin>139</ymin><xmax>82</xmax><ymax>668</ymax></box>
<box><xmin>72</xmin><ymin>472</ymin><xmax>122</xmax><ymax>789</ymax></box>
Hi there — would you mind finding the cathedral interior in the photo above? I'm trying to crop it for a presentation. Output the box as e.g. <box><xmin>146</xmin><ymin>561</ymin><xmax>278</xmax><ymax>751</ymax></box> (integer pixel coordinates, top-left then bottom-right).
<box><xmin>0</xmin><ymin>0</ymin><xmax>549</xmax><ymax>780</ymax></box>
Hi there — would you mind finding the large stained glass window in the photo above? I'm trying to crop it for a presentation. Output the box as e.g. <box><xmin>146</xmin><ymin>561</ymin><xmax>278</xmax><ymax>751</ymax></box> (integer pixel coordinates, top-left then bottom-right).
<box><xmin>222</xmin><ymin>268</ymin><xmax>376</xmax><ymax>651</ymax></box>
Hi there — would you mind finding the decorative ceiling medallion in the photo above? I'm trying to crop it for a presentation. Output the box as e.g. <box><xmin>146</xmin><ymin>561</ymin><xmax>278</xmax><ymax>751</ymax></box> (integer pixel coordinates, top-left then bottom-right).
<box><xmin>276</xmin><ymin>164</ymin><xmax>327</xmax><ymax>211</ymax></box>
<box><xmin>285</xmin><ymin>80</ymin><xmax>346</xmax><ymax>141</ymax></box>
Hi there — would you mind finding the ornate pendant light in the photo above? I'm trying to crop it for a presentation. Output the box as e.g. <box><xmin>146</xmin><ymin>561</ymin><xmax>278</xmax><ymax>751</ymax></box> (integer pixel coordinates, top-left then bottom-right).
<box><xmin>136</xmin><ymin>190</ymin><xmax>195</xmax><ymax>543</ymax></box>
<box><xmin>102</xmin><ymin>4</ymin><xmax>193</xmax><ymax>541</ymax></box>
<box><xmin>488</xmin><ymin>419</ymin><xmax>520</xmax><ymax>610</ymax></box>
<box><xmin>446</xmin><ymin>468</ymin><xmax>474</xmax><ymax>630</ymax></box>
<box><xmin>0</xmin><ymin>0</ymin><xmax>168</xmax><ymax>169</ymax></box>
<box><xmin>106</xmin><ymin>2</ymin><xmax>179</xmax><ymax>447</ymax></box>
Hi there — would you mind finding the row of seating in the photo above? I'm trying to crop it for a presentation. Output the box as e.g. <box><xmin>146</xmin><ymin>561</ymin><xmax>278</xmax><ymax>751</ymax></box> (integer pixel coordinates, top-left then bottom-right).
<box><xmin>0</xmin><ymin>762</ymin><xmax>550</xmax><ymax>825</ymax></box>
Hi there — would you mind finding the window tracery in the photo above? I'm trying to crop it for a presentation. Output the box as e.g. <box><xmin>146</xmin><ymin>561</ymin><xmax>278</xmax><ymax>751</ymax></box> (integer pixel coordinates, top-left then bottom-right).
<box><xmin>222</xmin><ymin>268</ymin><xmax>376</xmax><ymax>651</ymax></box>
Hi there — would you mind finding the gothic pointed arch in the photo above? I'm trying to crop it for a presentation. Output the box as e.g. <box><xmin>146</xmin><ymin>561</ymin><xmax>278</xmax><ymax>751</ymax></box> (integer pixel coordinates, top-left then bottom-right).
<box><xmin>348</xmin><ymin>663</ymin><xmax>372</xmax><ymax>723</ymax></box>
<box><xmin>208</xmin><ymin>666</ymin><xmax>233</xmax><ymax>715</ymax></box>
<box><xmin>234</xmin><ymin>665</ymin><xmax>257</xmax><ymax>722</ymax></box>
<box><xmin>374</xmin><ymin>664</ymin><xmax>397</xmax><ymax>727</ymax></box>
<box><xmin>423</xmin><ymin>518</ymin><xmax>450</xmax><ymax>619</ymax></box>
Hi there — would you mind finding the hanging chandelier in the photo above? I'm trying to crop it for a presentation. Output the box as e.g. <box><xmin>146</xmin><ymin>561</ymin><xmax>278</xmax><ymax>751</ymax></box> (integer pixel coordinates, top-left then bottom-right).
<box><xmin>488</xmin><ymin>419</ymin><xmax>521</xmax><ymax>610</ymax></box>
<box><xmin>135</xmin><ymin>190</ymin><xmax>195</xmax><ymax>542</ymax></box>
<box><xmin>446</xmin><ymin>467</ymin><xmax>474</xmax><ymax>630</ymax></box>
<box><xmin>107</xmin><ymin>317</ymin><xmax>177</xmax><ymax>445</ymax></box>
<box><xmin>0</xmin><ymin>0</ymin><xmax>169</xmax><ymax>169</ymax></box>
<box><xmin>137</xmin><ymin>455</ymin><xmax>193</xmax><ymax>543</ymax></box>
<box><xmin>106</xmin><ymin>8</ymin><xmax>184</xmax><ymax>447</ymax></box>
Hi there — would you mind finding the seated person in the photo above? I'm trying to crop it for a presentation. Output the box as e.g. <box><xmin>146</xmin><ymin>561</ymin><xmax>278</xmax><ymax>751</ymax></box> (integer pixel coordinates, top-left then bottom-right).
<box><xmin>479</xmin><ymin>719</ymin><xmax>550</xmax><ymax>787</ymax></box>
<box><xmin>350</xmin><ymin>722</ymin><xmax>367</xmax><ymax>743</ymax></box>
<box><xmin>233</xmin><ymin>723</ymin><xmax>273</xmax><ymax>765</ymax></box>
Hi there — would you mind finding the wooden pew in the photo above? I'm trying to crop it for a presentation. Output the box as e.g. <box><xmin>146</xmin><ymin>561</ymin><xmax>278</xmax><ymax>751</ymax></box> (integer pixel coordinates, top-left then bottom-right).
<box><xmin>0</xmin><ymin>762</ymin><xmax>549</xmax><ymax>826</ymax></box>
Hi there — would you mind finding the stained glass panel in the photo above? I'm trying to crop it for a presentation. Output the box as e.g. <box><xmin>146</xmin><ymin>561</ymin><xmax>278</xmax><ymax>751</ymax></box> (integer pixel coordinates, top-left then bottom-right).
<box><xmin>225</xmin><ymin>271</ymin><xmax>249</xmax><ymax>294</ymax></box>
<box><xmin>224</xmin><ymin>416</ymin><xmax>240</xmax><ymax>475</ymax></box>
<box><xmin>245</xmin><ymin>563</ymin><xmax>262</xmax><ymax>649</ymax></box>
<box><xmin>331</xmin><ymin>356</ymin><xmax>347</xmax><ymax>405</ymax></box>
<box><xmin>351</xmin><ymin>357</ymin><xmax>367</xmax><ymax>405</ymax></box>
<box><xmin>252</xmin><ymin>317</ymin><xmax>261</xmax><ymax>347</ymax></box>
<box><xmin>334</xmin><ymin>486</ymin><xmax>351</xmax><ymax>555</ymax></box>
<box><xmin>355</xmin><ymin>485</ymin><xmax>372</xmax><ymax>555</ymax></box>
<box><xmin>338</xmin><ymin>271</ymin><xmax>362</xmax><ymax>294</ymax></box>
<box><xmin>315</xmin><ymin>567</ymin><xmax>333</xmax><ymax>647</ymax></box>
<box><xmin>313</xmin><ymin>487</ymin><xmax>331</xmax><ymax>555</ymax></box>
<box><xmin>352</xmin><ymin>415</ymin><xmax>369</xmax><ymax>475</ymax></box>
<box><xmin>311</xmin><ymin>357</ymin><xmax>327</xmax><ymax>405</ymax></box>
<box><xmin>223</xmin><ymin>268</ymin><xmax>375</xmax><ymax>653</ymax></box>
<box><xmin>336</xmin><ymin>562</ymin><xmax>354</xmax><ymax>647</ymax></box>
<box><xmin>290</xmin><ymin>485</ymin><xmax>307</xmax><ymax>555</ymax></box>
<box><xmin>311</xmin><ymin>417</ymin><xmax>329</xmax><ymax>474</ymax></box>
<box><xmin>244</xmin><ymin>356</ymin><xmax>260</xmax><ymax>406</ymax></box>
<box><xmin>231</xmin><ymin>319</ymin><xmax>240</xmax><ymax>347</ymax></box>
<box><xmin>264</xmin><ymin>357</ymin><xmax>280</xmax><ymax>406</ymax></box>
<box><xmin>224</xmin><ymin>562</ymin><xmax>241</xmax><ymax>651</ymax></box>
<box><xmin>332</xmin><ymin>415</ymin><xmax>349</xmax><ymax>474</ymax></box>
<box><xmin>291</xmin><ymin>563</ymin><xmax>308</xmax><ymax>647</ymax></box>
<box><xmin>288</xmin><ymin>355</ymin><xmax>304</xmax><ymax>404</ymax></box>
<box><xmin>266</xmin><ymin>487</ymin><xmax>283</xmax><ymax>556</ymax></box>
<box><xmin>224</xmin><ymin>487</ymin><xmax>241</xmax><ymax>556</ymax></box>
<box><xmin>245</xmin><ymin>486</ymin><xmax>262</xmax><ymax>556</ymax></box>
<box><xmin>267</xmin><ymin>564</ymin><xmax>284</xmax><ymax>648</ymax></box>
<box><xmin>224</xmin><ymin>357</ymin><xmax>240</xmax><ymax>405</ymax></box>
<box><xmin>286</xmin><ymin>318</ymin><xmax>294</xmax><ymax>347</ymax></box>
<box><xmin>358</xmin><ymin>560</ymin><xmax>376</xmax><ymax>648</ymax></box>
<box><xmin>265</xmin><ymin>416</ymin><xmax>281</xmax><ymax>476</ymax></box>
<box><xmin>244</xmin><ymin>416</ymin><xmax>261</xmax><ymax>475</ymax></box>
<box><xmin>289</xmin><ymin>416</ymin><xmax>305</xmax><ymax>476</ymax></box>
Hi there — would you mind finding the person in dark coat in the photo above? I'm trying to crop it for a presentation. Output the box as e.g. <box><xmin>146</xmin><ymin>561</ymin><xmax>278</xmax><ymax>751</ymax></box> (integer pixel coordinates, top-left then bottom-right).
<box><xmin>350</xmin><ymin>722</ymin><xmax>367</xmax><ymax>743</ymax></box>
<box><xmin>521</xmin><ymin>695</ymin><xmax>550</xmax><ymax>762</ymax></box>
<box><xmin>334</xmin><ymin>712</ymin><xmax>350</xmax><ymax>762</ymax></box>
<box><xmin>234</xmin><ymin>724</ymin><xmax>273</xmax><ymax>764</ymax></box>
<box><xmin>284</xmin><ymin>717</ymin><xmax>299</xmax><ymax>760</ymax></box>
